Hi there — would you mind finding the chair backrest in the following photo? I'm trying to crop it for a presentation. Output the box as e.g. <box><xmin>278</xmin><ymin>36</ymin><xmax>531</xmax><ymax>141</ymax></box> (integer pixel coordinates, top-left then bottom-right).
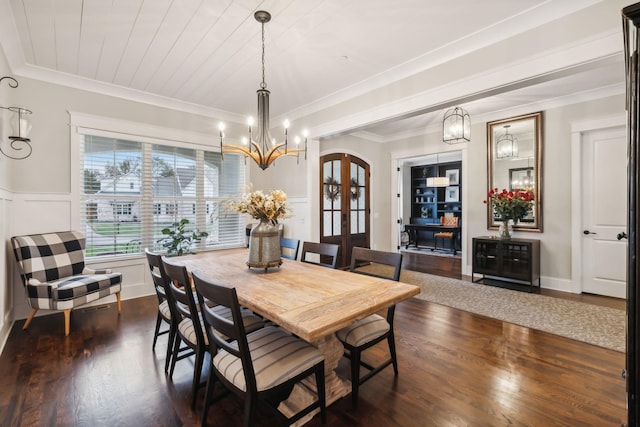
<box><xmin>440</xmin><ymin>216</ymin><xmax>459</xmax><ymax>227</ymax></box>
<box><xmin>192</xmin><ymin>271</ymin><xmax>258</xmax><ymax>391</ymax></box>
<box><xmin>11</xmin><ymin>231</ymin><xmax>86</xmax><ymax>285</ymax></box>
<box><xmin>161</xmin><ymin>257</ymin><xmax>205</xmax><ymax>345</ymax></box>
<box><xmin>145</xmin><ymin>248</ymin><xmax>170</xmax><ymax>303</ymax></box>
<box><xmin>280</xmin><ymin>237</ymin><xmax>300</xmax><ymax>260</ymax></box>
<box><xmin>301</xmin><ymin>241</ymin><xmax>340</xmax><ymax>269</ymax></box>
<box><xmin>349</xmin><ymin>247</ymin><xmax>403</xmax><ymax>282</ymax></box>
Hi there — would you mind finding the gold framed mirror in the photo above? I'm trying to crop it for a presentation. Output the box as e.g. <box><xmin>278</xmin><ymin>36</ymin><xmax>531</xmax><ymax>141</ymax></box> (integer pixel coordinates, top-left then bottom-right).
<box><xmin>487</xmin><ymin>111</ymin><xmax>542</xmax><ymax>232</ymax></box>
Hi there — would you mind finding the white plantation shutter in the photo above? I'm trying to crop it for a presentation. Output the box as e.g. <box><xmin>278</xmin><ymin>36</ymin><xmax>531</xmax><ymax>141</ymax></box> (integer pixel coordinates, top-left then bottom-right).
<box><xmin>80</xmin><ymin>132</ymin><xmax>246</xmax><ymax>258</ymax></box>
<box><xmin>204</xmin><ymin>152</ymin><xmax>246</xmax><ymax>246</ymax></box>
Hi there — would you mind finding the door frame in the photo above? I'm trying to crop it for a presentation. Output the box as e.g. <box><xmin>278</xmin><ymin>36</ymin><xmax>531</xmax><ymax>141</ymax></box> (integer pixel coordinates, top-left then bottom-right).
<box><xmin>390</xmin><ymin>148</ymin><xmax>468</xmax><ymax>274</ymax></box>
<box><xmin>319</xmin><ymin>153</ymin><xmax>370</xmax><ymax>268</ymax></box>
<box><xmin>570</xmin><ymin>113</ymin><xmax>626</xmax><ymax>294</ymax></box>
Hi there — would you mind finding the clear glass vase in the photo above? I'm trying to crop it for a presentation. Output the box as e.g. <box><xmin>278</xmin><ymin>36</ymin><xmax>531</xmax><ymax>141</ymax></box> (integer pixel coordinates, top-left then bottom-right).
<box><xmin>499</xmin><ymin>219</ymin><xmax>512</xmax><ymax>240</ymax></box>
<box><xmin>247</xmin><ymin>219</ymin><xmax>282</xmax><ymax>270</ymax></box>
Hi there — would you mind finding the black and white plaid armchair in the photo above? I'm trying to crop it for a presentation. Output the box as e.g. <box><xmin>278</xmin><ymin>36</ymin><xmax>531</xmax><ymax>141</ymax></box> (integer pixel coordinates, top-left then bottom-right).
<box><xmin>11</xmin><ymin>231</ymin><xmax>122</xmax><ymax>336</ymax></box>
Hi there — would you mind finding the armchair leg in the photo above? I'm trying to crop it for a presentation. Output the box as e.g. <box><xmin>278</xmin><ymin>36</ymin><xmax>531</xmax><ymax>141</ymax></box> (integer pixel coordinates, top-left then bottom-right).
<box><xmin>116</xmin><ymin>292</ymin><xmax>122</xmax><ymax>314</ymax></box>
<box><xmin>64</xmin><ymin>309</ymin><xmax>71</xmax><ymax>336</ymax></box>
<box><xmin>23</xmin><ymin>308</ymin><xmax>37</xmax><ymax>330</ymax></box>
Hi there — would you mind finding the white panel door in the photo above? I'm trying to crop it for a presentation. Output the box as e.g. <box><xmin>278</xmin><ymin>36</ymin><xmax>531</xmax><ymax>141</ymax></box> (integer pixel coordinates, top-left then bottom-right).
<box><xmin>581</xmin><ymin>126</ymin><xmax>627</xmax><ymax>298</ymax></box>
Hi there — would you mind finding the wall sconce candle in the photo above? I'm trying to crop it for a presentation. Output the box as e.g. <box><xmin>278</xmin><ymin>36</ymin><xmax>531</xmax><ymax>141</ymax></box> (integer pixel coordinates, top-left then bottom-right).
<box><xmin>0</xmin><ymin>76</ymin><xmax>33</xmax><ymax>160</ymax></box>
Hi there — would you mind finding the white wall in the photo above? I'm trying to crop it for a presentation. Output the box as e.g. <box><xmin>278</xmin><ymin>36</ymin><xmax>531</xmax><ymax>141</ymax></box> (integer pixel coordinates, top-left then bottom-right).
<box><xmin>0</xmin><ymin>49</ymin><xmax>16</xmax><ymax>351</ymax></box>
<box><xmin>314</xmin><ymin>94</ymin><xmax>624</xmax><ymax>293</ymax></box>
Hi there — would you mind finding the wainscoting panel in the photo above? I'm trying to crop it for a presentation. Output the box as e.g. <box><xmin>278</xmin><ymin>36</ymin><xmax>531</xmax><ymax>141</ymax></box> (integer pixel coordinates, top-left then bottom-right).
<box><xmin>9</xmin><ymin>193</ymin><xmax>154</xmax><ymax>322</ymax></box>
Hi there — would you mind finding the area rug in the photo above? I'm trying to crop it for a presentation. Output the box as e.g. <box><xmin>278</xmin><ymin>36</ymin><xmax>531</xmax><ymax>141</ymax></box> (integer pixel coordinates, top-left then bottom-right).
<box><xmin>400</xmin><ymin>247</ymin><xmax>461</xmax><ymax>259</ymax></box>
<box><xmin>357</xmin><ymin>264</ymin><xmax>625</xmax><ymax>352</ymax></box>
<box><xmin>397</xmin><ymin>269</ymin><xmax>625</xmax><ymax>352</ymax></box>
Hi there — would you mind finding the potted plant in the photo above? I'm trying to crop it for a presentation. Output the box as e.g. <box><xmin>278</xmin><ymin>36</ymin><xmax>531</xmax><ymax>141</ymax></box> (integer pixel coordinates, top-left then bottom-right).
<box><xmin>158</xmin><ymin>218</ymin><xmax>208</xmax><ymax>256</ymax></box>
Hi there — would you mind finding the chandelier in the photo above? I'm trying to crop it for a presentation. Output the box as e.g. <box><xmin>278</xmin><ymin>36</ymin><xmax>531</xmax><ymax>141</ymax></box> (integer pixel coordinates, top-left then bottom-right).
<box><xmin>218</xmin><ymin>11</ymin><xmax>306</xmax><ymax>170</ymax></box>
<box><xmin>496</xmin><ymin>124</ymin><xmax>518</xmax><ymax>158</ymax></box>
<box><xmin>442</xmin><ymin>106</ymin><xmax>470</xmax><ymax>144</ymax></box>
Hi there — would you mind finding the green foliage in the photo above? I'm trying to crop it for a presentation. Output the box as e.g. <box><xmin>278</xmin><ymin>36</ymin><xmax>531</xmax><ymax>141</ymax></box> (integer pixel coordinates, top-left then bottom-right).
<box><xmin>158</xmin><ymin>218</ymin><xmax>208</xmax><ymax>256</ymax></box>
<box><xmin>83</xmin><ymin>169</ymin><xmax>101</xmax><ymax>194</ymax></box>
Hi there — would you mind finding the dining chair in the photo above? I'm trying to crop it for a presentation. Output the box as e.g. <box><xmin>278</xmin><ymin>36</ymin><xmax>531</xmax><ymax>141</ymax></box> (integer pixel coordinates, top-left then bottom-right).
<box><xmin>162</xmin><ymin>257</ymin><xmax>266</xmax><ymax>409</ymax></box>
<box><xmin>161</xmin><ymin>257</ymin><xmax>209</xmax><ymax>410</ymax></box>
<box><xmin>192</xmin><ymin>271</ymin><xmax>326</xmax><ymax>426</ymax></box>
<box><xmin>280</xmin><ymin>237</ymin><xmax>300</xmax><ymax>260</ymax></box>
<box><xmin>336</xmin><ymin>246</ymin><xmax>403</xmax><ymax>409</ymax></box>
<box><xmin>434</xmin><ymin>216</ymin><xmax>459</xmax><ymax>252</ymax></box>
<box><xmin>300</xmin><ymin>241</ymin><xmax>340</xmax><ymax>269</ymax></box>
<box><xmin>145</xmin><ymin>249</ymin><xmax>177</xmax><ymax>373</ymax></box>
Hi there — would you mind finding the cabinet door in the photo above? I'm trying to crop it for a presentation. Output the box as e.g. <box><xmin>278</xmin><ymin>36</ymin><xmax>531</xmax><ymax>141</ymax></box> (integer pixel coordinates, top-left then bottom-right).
<box><xmin>473</xmin><ymin>240</ymin><xmax>499</xmax><ymax>275</ymax></box>
<box><xmin>499</xmin><ymin>243</ymin><xmax>531</xmax><ymax>281</ymax></box>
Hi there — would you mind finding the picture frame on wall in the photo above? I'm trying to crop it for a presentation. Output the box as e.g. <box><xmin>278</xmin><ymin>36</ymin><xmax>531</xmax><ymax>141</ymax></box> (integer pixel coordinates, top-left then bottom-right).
<box><xmin>445</xmin><ymin>186</ymin><xmax>459</xmax><ymax>202</ymax></box>
<box><xmin>446</xmin><ymin>169</ymin><xmax>459</xmax><ymax>185</ymax></box>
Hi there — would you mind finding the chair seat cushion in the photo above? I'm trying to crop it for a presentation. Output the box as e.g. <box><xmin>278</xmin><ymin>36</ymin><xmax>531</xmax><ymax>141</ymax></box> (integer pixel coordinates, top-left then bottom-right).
<box><xmin>213</xmin><ymin>326</ymin><xmax>324</xmax><ymax>392</ymax></box>
<box><xmin>159</xmin><ymin>300</ymin><xmax>171</xmax><ymax>321</ymax></box>
<box><xmin>212</xmin><ymin>305</ymin><xmax>265</xmax><ymax>333</ymax></box>
<box><xmin>26</xmin><ymin>273</ymin><xmax>122</xmax><ymax>301</ymax></box>
<box><xmin>336</xmin><ymin>314</ymin><xmax>390</xmax><ymax>347</ymax></box>
<box><xmin>178</xmin><ymin>316</ymin><xmax>208</xmax><ymax>347</ymax></box>
<box><xmin>178</xmin><ymin>306</ymin><xmax>264</xmax><ymax>347</ymax></box>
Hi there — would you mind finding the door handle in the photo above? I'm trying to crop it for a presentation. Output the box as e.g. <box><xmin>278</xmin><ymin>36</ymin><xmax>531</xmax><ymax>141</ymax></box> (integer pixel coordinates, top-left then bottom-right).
<box><xmin>617</xmin><ymin>231</ymin><xmax>628</xmax><ymax>240</ymax></box>
<box><xmin>583</xmin><ymin>230</ymin><xmax>597</xmax><ymax>235</ymax></box>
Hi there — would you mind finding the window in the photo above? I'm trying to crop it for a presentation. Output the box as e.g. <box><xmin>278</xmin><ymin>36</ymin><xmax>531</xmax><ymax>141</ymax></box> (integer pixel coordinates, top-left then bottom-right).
<box><xmin>80</xmin><ymin>133</ymin><xmax>246</xmax><ymax>258</ymax></box>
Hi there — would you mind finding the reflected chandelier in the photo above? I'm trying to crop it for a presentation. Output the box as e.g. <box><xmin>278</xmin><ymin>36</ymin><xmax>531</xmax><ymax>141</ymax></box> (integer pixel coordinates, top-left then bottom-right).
<box><xmin>218</xmin><ymin>10</ymin><xmax>307</xmax><ymax>170</ymax></box>
<box><xmin>496</xmin><ymin>124</ymin><xmax>518</xmax><ymax>158</ymax></box>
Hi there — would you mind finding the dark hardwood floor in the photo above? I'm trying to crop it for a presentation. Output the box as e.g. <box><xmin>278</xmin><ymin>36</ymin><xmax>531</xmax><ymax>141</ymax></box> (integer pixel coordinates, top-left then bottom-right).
<box><xmin>0</xmin><ymin>254</ymin><xmax>627</xmax><ymax>426</ymax></box>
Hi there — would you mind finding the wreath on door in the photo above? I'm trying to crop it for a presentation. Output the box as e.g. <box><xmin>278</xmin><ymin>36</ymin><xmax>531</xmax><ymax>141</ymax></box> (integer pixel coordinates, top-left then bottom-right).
<box><xmin>350</xmin><ymin>178</ymin><xmax>361</xmax><ymax>201</ymax></box>
<box><xmin>324</xmin><ymin>177</ymin><xmax>341</xmax><ymax>201</ymax></box>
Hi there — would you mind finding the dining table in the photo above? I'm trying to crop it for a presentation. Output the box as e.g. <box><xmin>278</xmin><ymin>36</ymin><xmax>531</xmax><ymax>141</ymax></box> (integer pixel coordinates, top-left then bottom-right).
<box><xmin>172</xmin><ymin>248</ymin><xmax>420</xmax><ymax>424</ymax></box>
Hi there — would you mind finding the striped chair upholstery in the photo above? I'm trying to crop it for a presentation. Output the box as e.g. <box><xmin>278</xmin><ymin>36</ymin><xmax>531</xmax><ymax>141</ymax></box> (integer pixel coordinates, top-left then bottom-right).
<box><xmin>11</xmin><ymin>231</ymin><xmax>122</xmax><ymax>336</ymax></box>
<box><xmin>192</xmin><ymin>271</ymin><xmax>326</xmax><ymax>426</ymax></box>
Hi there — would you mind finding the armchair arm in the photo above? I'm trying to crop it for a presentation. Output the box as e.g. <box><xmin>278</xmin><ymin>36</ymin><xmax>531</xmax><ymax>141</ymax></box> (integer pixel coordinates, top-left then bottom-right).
<box><xmin>82</xmin><ymin>267</ymin><xmax>112</xmax><ymax>274</ymax></box>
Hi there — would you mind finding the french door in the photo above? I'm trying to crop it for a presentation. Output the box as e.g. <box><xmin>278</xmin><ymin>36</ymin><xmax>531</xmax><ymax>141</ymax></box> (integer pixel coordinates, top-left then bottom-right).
<box><xmin>320</xmin><ymin>153</ymin><xmax>370</xmax><ymax>268</ymax></box>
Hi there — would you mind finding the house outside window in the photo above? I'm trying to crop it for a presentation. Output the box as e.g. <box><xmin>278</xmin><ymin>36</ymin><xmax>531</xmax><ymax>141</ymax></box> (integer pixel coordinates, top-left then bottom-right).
<box><xmin>79</xmin><ymin>133</ymin><xmax>246</xmax><ymax>257</ymax></box>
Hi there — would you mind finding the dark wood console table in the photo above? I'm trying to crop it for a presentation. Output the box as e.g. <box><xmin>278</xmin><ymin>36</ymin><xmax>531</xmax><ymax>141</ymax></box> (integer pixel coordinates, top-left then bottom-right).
<box><xmin>471</xmin><ymin>236</ymin><xmax>540</xmax><ymax>292</ymax></box>
<box><xmin>404</xmin><ymin>223</ymin><xmax>460</xmax><ymax>254</ymax></box>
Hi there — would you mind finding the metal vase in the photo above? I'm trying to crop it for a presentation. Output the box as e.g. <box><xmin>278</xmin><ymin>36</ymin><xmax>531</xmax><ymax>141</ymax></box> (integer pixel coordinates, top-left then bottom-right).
<box><xmin>247</xmin><ymin>220</ymin><xmax>282</xmax><ymax>271</ymax></box>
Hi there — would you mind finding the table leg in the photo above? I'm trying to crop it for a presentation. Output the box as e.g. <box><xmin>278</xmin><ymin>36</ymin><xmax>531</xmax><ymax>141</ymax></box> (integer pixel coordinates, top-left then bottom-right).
<box><xmin>278</xmin><ymin>333</ymin><xmax>351</xmax><ymax>425</ymax></box>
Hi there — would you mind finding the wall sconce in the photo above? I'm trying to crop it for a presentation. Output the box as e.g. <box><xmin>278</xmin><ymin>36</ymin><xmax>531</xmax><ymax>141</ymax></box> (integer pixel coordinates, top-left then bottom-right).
<box><xmin>1</xmin><ymin>76</ymin><xmax>33</xmax><ymax>160</ymax></box>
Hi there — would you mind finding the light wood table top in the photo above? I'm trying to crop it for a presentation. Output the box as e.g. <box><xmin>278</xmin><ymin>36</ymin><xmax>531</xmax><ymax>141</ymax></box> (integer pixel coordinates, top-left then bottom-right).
<box><xmin>174</xmin><ymin>248</ymin><xmax>420</xmax><ymax>342</ymax></box>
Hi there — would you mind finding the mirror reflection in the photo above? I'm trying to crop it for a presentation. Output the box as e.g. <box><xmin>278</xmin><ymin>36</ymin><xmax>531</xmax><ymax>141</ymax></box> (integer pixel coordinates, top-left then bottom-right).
<box><xmin>487</xmin><ymin>111</ymin><xmax>542</xmax><ymax>231</ymax></box>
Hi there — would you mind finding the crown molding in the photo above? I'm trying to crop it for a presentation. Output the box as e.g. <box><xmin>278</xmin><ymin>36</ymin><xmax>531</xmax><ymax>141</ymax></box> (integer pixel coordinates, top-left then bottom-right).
<box><xmin>310</xmin><ymin>29</ymin><xmax>621</xmax><ymax>140</ymax></box>
<box><xmin>281</xmin><ymin>0</ymin><xmax>604</xmax><ymax>123</ymax></box>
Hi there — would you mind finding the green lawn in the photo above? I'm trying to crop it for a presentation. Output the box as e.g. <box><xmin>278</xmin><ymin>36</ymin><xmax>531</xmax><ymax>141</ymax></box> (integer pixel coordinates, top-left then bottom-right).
<box><xmin>92</xmin><ymin>222</ymin><xmax>142</xmax><ymax>235</ymax></box>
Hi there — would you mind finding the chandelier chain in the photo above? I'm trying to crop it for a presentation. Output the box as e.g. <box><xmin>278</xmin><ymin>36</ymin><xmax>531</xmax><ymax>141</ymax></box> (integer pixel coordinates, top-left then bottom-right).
<box><xmin>260</xmin><ymin>20</ymin><xmax>266</xmax><ymax>89</ymax></box>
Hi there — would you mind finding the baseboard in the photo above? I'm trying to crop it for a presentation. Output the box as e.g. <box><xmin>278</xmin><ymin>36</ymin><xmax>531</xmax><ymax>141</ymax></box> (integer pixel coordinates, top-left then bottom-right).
<box><xmin>0</xmin><ymin>312</ymin><xmax>15</xmax><ymax>357</ymax></box>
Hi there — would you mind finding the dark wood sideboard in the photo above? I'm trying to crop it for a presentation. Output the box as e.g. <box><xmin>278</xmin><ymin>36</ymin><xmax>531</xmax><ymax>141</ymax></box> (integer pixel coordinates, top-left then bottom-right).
<box><xmin>471</xmin><ymin>237</ymin><xmax>540</xmax><ymax>292</ymax></box>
